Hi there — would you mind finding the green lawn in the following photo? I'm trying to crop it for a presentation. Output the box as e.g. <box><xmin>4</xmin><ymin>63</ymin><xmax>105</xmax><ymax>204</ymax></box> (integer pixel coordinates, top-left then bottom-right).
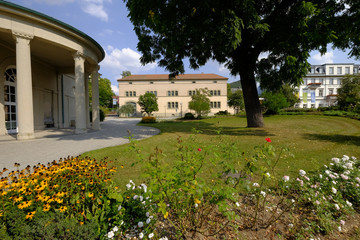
<box><xmin>83</xmin><ymin>115</ymin><xmax>360</xmax><ymax>188</ymax></box>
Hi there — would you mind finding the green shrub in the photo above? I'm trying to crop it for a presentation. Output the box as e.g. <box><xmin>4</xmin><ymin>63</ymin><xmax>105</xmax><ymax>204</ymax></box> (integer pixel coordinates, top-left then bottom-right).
<box><xmin>262</xmin><ymin>92</ymin><xmax>289</xmax><ymax>115</ymax></box>
<box><xmin>215</xmin><ymin>110</ymin><xmax>230</xmax><ymax>116</ymax></box>
<box><xmin>183</xmin><ymin>112</ymin><xmax>195</xmax><ymax>120</ymax></box>
<box><xmin>141</xmin><ymin>116</ymin><xmax>156</xmax><ymax>123</ymax></box>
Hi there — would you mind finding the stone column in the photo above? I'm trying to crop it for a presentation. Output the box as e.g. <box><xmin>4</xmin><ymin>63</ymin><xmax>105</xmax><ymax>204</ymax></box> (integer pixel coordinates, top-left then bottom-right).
<box><xmin>73</xmin><ymin>52</ymin><xmax>87</xmax><ymax>134</ymax></box>
<box><xmin>91</xmin><ymin>66</ymin><xmax>100</xmax><ymax>130</ymax></box>
<box><xmin>13</xmin><ymin>32</ymin><xmax>35</xmax><ymax>140</ymax></box>
<box><xmin>85</xmin><ymin>73</ymin><xmax>91</xmax><ymax>129</ymax></box>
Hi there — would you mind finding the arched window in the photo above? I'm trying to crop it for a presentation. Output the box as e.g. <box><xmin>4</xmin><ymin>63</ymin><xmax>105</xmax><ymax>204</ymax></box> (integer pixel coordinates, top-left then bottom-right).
<box><xmin>4</xmin><ymin>67</ymin><xmax>17</xmax><ymax>133</ymax></box>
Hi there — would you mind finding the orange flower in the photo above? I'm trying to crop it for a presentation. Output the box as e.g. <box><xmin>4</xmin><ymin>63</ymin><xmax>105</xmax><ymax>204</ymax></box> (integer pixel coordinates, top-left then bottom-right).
<box><xmin>26</xmin><ymin>211</ymin><xmax>36</xmax><ymax>220</ymax></box>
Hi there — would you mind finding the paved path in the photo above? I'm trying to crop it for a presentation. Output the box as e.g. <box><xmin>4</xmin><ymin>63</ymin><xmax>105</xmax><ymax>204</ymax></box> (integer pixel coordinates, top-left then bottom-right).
<box><xmin>0</xmin><ymin>118</ymin><xmax>160</xmax><ymax>172</ymax></box>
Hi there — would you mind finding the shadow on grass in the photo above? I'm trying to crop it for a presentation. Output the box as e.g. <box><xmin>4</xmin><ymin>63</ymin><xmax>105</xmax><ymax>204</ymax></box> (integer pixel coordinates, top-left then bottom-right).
<box><xmin>303</xmin><ymin>133</ymin><xmax>360</xmax><ymax>146</ymax></box>
<box><xmin>146</xmin><ymin>119</ymin><xmax>274</xmax><ymax>137</ymax></box>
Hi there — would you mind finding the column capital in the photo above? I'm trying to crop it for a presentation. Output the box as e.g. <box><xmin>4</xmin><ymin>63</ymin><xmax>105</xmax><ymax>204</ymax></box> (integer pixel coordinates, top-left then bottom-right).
<box><xmin>89</xmin><ymin>64</ymin><xmax>100</xmax><ymax>74</ymax></box>
<box><xmin>12</xmin><ymin>31</ymin><xmax>34</xmax><ymax>40</ymax></box>
<box><xmin>72</xmin><ymin>51</ymin><xmax>86</xmax><ymax>61</ymax></box>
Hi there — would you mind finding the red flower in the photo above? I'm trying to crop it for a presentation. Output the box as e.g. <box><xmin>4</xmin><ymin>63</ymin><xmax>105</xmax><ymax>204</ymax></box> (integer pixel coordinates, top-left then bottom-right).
<box><xmin>198</xmin><ymin>148</ymin><xmax>202</xmax><ymax>152</ymax></box>
<box><xmin>265</xmin><ymin>138</ymin><xmax>271</xmax><ymax>143</ymax></box>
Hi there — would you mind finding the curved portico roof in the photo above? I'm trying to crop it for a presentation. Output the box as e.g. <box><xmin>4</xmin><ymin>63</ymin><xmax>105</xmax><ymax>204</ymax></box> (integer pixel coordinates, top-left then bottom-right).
<box><xmin>0</xmin><ymin>0</ymin><xmax>105</xmax><ymax>65</ymax></box>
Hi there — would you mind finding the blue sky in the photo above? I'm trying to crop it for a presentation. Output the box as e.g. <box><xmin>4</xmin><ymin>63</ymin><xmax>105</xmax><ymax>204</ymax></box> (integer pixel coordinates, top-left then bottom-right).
<box><xmin>14</xmin><ymin>0</ymin><xmax>360</xmax><ymax>95</ymax></box>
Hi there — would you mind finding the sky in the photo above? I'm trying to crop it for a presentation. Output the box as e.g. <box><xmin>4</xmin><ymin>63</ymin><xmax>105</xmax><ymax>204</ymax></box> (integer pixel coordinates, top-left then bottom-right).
<box><xmin>12</xmin><ymin>0</ymin><xmax>360</xmax><ymax>95</ymax></box>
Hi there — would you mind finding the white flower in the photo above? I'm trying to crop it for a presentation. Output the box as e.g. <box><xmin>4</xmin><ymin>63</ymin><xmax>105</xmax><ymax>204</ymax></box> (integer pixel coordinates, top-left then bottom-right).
<box><xmin>332</xmin><ymin>180</ymin><xmax>337</xmax><ymax>185</ymax></box>
<box><xmin>112</xmin><ymin>226</ymin><xmax>118</xmax><ymax>232</ymax></box>
<box><xmin>325</xmin><ymin>170</ymin><xmax>330</xmax><ymax>175</ymax></box>
<box><xmin>332</xmin><ymin>158</ymin><xmax>340</xmax><ymax>164</ymax></box>
<box><xmin>253</xmin><ymin>182</ymin><xmax>260</xmax><ymax>187</ymax></box>
<box><xmin>288</xmin><ymin>223</ymin><xmax>294</xmax><ymax>228</ymax></box>
<box><xmin>319</xmin><ymin>174</ymin><xmax>323</xmax><ymax>179</ymax></box>
<box><xmin>133</xmin><ymin>195</ymin><xmax>138</xmax><ymax>200</ymax></box>
<box><xmin>340</xmin><ymin>220</ymin><xmax>345</xmax><ymax>225</ymax></box>
<box><xmin>141</xmin><ymin>183</ymin><xmax>148</xmax><ymax>193</ymax></box>
<box><xmin>334</xmin><ymin>204</ymin><xmax>340</xmax><ymax>210</ymax></box>
<box><xmin>344</xmin><ymin>170</ymin><xmax>350</xmax><ymax>175</ymax></box>
<box><xmin>351</xmin><ymin>156</ymin><xmax>357</xmax><ymax>160</ymax></box>
<box><xmin>299</xmin><ymin>170</ymin><xmax>306</xmax><ymax>176</ymax></box>
<box><xmin>304</xmin><ymin>176</ymin><xmax>310</xmax><ymax>181</ymax></box>
<box><xmin>107</xmin><ymin>231</ymin><xmax>115</xmax><ymax>239</ymax></box>
<box><xmin>146</xmin><ymin>212</ymin><xmax>150</xmax><ymax>217</ymax></box>
<box><xmin>265</xmin><ymin>172</ymin><xmax>270</xmax><ymax>177</ymax></box>
<box><xmin>149</xmin><ymin>233</ymin><xmax>154</xmax><ymax>239</ymax></box>
<box><xmin>346</xmin><ymin>200</ymin><xmax>353</xmax><ymax>207</ymax></box>
<box><xmin>117</xmin><ymin>205</ymin><xmax>122</xmax><ymax>211</ymax></box>
<box><xmin>332</xmin><ymin>187</ymin><xmax>337</xmax><ymax>194</ymax></box>
<box><xmin>139</xmin><ymin>232</ymin><xmax>144</xmax><ymax>239</ymax></box>
<box><xmin>260</xmin><ymin>191</ymin><xmax>266</xmax><ymax>197</ymax></box>
<box><xmin>126</xmin><ymin>184</ymin><xmax>131</xmax><ymax>189</ymax></box>
<box><xmin>291</xmin><ymin>199</ymin><xmax>295</xmax><ymax>203</ymax></box>
<box><xmin>146</xmin><ymin>218</ymin><xmax>151</xmax><ymax>224</ymax></box>
<box><xmin>235</xmin><ymin>202</ymin><xmax>240</xmax><ymax>207</ymax></box>
<box><xmin>159</xmin><ymin>237</ymin><xmax>169</xmax><ymax>240</ymax></box>
<box><xmin>194</xmin><ymin>203</ymin><xmax>198</xmax><ymax>208</ymax></box>
<box><xmin>140</xmin><ymin>196</ymin><xmax>144</xmax><ymax>201</ymax></box>
<box><xmin>344</xmin><ymin>162</ymin><xmax>353</xmax><ymax>170</ymax></box>
<box><xmin>283</xmin><ymin>176</ymin><xmax>290</xmax><ymax>182</ymax></box>
<box><xmin>342</xmin><ymin>155</ymin><xmax>350</xmax><ymax>161</ymax></box>
<box><xmin>341</xmin><ymin>174</ymin><xmax>349</xmax><ymax>180</ymax></box>
<box><xmin>138</xmin><ymin>221</ymin><xmax>144</xmax><ymax>228</ymax></box>
<box><xmin>338</xmin><ymin>226</ymin><xmax>342</xmax><ymax>232</ymax></box>
<box><xmin>356</xmin><ymin>177</ymin><xmax>360</xmax><ymax>183</ymax></box>
<box><xmin>315</xmin><ymin>200</ymin><xmax>320</xmax><ymax>205</ymax></box>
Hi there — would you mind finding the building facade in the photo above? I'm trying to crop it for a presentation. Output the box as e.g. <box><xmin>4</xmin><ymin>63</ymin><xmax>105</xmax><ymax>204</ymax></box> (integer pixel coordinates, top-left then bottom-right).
<box><xmin>118</xmin><ymin>74</ymin><xmax>229</xmax><ymax>117</ymax></box>
<box><xmin>0</xmin><ymin>1</ymin><xmax>104</xmax><ymax>139</ymax></box>
<box><xmin>297</xmin><ymin>63</ymin><xmax>360</xmax><ymax>108</ymax></box>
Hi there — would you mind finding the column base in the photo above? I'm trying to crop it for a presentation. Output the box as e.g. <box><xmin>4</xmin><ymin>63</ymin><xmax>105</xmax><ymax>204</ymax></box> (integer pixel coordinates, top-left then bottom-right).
<box><xmin>17</xmin><ymin>132</ymin><xmax>35</xmax><ymax>140</ymax></box>
<box><xmin>75</xmin><ymin>128</ymin><xmax>87</xmax><ymax>134</ymax></box>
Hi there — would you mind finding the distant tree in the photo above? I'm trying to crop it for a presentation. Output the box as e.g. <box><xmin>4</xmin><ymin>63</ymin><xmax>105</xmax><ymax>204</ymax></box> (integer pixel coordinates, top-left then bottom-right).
<box><xmin>121</xmin><ymin>71</ymin><xmax>132</xmax><ymax>78</ymax></box>
<box><xmin>261</xmin><ymin>92</ymin><xmax>288</xmax><ymax>115</ymax></box>
<box><xmin>89</xmin><ymin>77</ymin><xmax>114</xmax><ymax>107</ymax></box>
<box><xmin>138</xmin><ymin>92</ymin><xmax>159</xmax><ymax>116</ymax></box>
<box><xmin>280</xmin><ymin>84</ymin><xmax>300</xmax><ymax>107</ymax></box>
<box><xmin>118</xmin><ymin>103</ymin><xmax>135</xmax><ymax>117</ymax></box>
<box><xmin>337</xmin><ymin>74</ymin><xmax>360</xmax><ymax>113</ymax></box>
<box><xmin>188</xmin><ymin>89</ymin><xmax>211</xmax><ymax>118</ymax></box>
<box><xmin>228</xmin><ymin>90</ymin><xmax>245</xmax><ymax>114</ymax></box>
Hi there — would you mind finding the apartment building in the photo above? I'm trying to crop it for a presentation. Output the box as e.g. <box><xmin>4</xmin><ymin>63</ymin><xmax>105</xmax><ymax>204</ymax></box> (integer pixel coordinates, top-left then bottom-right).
<box><xmin>117</xmin><ymin>74</ymin><xmax>228</xmax><ymax>117</ymax></box>
<box><xmin>297</xmin><ymin>63</ymin><xmax>360</xmax><ymax>108</ymax></box>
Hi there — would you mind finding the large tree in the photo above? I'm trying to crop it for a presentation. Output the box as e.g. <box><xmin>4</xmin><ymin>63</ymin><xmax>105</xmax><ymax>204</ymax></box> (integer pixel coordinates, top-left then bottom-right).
<box><xmin>188</xmin><ymin>88</ymin><xmax>211</xmax><ymax>118</ymax></box>
<box><xmin>337</xmin><ymin>74</ymin><xmax>360</xmax><ymax>113</ymax></box>
<box><xmin>138</xmin><ymin>92</ymin><xmax>159</xmax><ymax>116</ymax></box>
<box><xmin>124</xmin><ymin>0</ymin><xmax>354</xmax><ymax>127</ymax></box>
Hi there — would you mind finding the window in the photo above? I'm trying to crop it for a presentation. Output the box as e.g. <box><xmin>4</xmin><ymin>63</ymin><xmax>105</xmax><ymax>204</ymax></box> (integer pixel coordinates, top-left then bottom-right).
<box><xmin>129</xmin><ymin>81</ymin><xmax>133</xmax><ymax>84</ymax></box>
<box><xmin>338</xmin><ymin>79</ymin><xmax>342</xmax><ymax>85</ymax></box>
<box><xmin>211</xmin><ymin>101</ymin><xmax>221</xmax><ymax>108</ymax></box>
<box><xmin>329</xmin><ymin>67</ymin><xmax>334</xmax><ymax>74</ymax></box>
<box><xmin>167</xmin><ymin>102</ymin><xmax>179</xmax><ymax>109</ymax></box>
<box><xmin>337</xmin><ymin>67</ymin><xmax>342</xmax><ymax>74</ymax></box>
<box><xmin>328</xmin><ymin>88</ymin><xmax>334</xmax><ymax>95</ymax></box>
<box><xmin>311</xmin><ymin>104</ymin><xmax>315</xmax><ymax>108</ymax></box>
<box><xmin>318</xmin><ymin>89</ymin><xmax>323</xmax><ymax>97</ymax></box>
<box><xmin>150</xmin><ymin>81</ymin><xmax>154</xmax><ymax>84</ymax></box>
<box><xmin>213</xmin><ymin>81</ymin><xmax>217</xmax><ymax>83</ymax></box>
<box><xmin>303</xmin><ymin>79</ymin><xmax>307</xmax><ymax>85</ymax></box>
<box><xmin>303</xmin><ymin>104</ymin><xmax>307</xmax><ymax>108</ymax></box>
<box><xmin>210</xmin><ymin>90</ymin><xmax>221</xmax><ymax>96</ymax></box>
<box><xmin>345</xmin><ymin>67</ymin><xmax>350</xmax><ymax>74</ymax></box>
<box><xmin>126</xmin><ymin>91</ymin><xmax>136</xmax><ymax>97</ymax></box>
<box><xmin>311</xmin><ymin>78</ymin><xmax>315</xmax><ymax>83</ymax></box>
<box><xmin>329</xmin><ymin>78</ymin><xmax>333</xmax><ymax>85</ymax></box>
<box><xmin>146</xmin><ymin>91</ymin><xmax>157</xmax><ymax>96</ymax></box>
<box><xmin>319</xmin><ymin>79</ymin><xmax>323</xmax><ymax>84</ymax></box>
<box><xmin>192</xmin><ymin>81</ymin><xmax>196</xmax><ymax>83</ymax></box>
<box><xmin>189</xmin><ymin>90</ymin><xmax>196</xmax><ymax>96</ymax></box>
<box><xmin>168</xmin><ymin>90</ymin><xmax>178</xmax><ymax>96</ymax></box>
<box><xmin>171</xmin><ymin>81</ymin><xmax>175</xmax><ymax>84</ymax></box>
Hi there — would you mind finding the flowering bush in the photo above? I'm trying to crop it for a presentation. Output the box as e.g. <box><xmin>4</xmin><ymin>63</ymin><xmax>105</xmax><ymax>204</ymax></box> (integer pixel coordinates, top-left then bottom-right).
<box><xmin>0</xmin><ymin>157</ymin><xmax>123</xmax><ymax>239</ymax></box>
<box><xmin>141</xmin><ymin>116</ymin><xmax>156</xmax><ymax>123</ymax></box>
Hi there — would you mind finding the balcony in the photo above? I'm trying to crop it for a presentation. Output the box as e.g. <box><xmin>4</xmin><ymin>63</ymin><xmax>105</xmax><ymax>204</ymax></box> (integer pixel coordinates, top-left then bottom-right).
<box><xmin>307</xmin><ymin>83</ymin><xmax>322</xmax><ymax>89</ymax></box>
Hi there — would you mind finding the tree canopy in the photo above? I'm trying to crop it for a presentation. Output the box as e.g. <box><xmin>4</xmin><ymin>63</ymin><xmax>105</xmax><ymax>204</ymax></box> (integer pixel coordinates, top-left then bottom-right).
<box><xmin>188</xmin><ymin>89</ymin><xmax>211</xmax><ymax>118</ymax></box>
<box><xmin>337</xmin><ymin>74</ymin><xmax>360</xmax><ymax>113</ymax></box>
<box><xmin>89</xmin><ymin>77</ymin><xmax>114</xmax><ymax>108</ymax></box>
<box><xmin>228</xmin><ymin>89</ymin><xmax>245</xmax><ymax>114</ymax></box>
<box><xmin>124</xmin><ymin>0</ymin><xmax>359</xmax><ymax>127</ymax></box>
<box><xmin>138</xmin><ymin>92</ymin><xmax>159</xmax><ymax>116</ymax></box>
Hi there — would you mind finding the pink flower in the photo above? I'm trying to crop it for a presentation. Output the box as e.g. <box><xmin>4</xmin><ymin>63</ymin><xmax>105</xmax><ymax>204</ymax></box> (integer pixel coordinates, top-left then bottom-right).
<box><xmin>283</xmin><ymin>176</ymin><xmax>290</xmax><ymax>182</ymax></box>
<box><xmin>265</xmin><ymin>138</ymin><xmax>271</xmax><ymax>142</ymax></box>
<box><xmin>197</xmin><ymin>148</ymin><xmax>202</xmax><ymax>151</ymax></box>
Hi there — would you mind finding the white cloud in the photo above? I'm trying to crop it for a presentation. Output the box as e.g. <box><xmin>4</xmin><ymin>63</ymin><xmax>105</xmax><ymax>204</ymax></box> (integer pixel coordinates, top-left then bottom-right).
<box><xmin>111</xmin><ymin>84</ymin><xmax>119</xmax><ymax>95</ymax></box>
<box><xmin>101</xmin><ymin>46</ymin><xmax>157</xmax><ymax>74</ymax></box>
<box><xmin>33</xmin><ymin>0</ymin><xmax>74</xmax><ymax>5</ymax></box>
<box><xmin>81</xmin><ymin>2</ymin><xmax>109</xmax><ymax>22</ymax></box>
<box><xmin>311</xmin><ymin>51</ymin><xmax>334</xmax><ymax>64</ymax></box>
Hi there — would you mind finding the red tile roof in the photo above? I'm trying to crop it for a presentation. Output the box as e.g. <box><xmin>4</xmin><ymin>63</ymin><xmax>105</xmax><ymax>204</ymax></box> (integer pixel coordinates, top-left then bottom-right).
<box><xmin>117</xmin><ymin>73</ymin><xmax>228</xmax><ymax>81</ymax></box>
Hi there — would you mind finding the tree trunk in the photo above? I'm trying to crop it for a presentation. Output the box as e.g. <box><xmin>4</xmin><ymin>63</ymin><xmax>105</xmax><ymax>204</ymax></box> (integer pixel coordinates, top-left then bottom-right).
<box><xmin>239</xmin><ymin>66</ymin><xmax>264</xmax><ymax>128</ymax></box>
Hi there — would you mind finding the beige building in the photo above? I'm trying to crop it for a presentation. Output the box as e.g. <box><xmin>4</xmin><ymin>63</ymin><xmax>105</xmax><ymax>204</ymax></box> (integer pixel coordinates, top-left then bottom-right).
<box><xmin>118</xmin><ymin>74</ymin><xmax>229</xmax><ymax>117</ymax></box>
<box><xmin>0</xmin><ymin>1</ymin><xmax>104</xmax><ymax>139</ymax></box>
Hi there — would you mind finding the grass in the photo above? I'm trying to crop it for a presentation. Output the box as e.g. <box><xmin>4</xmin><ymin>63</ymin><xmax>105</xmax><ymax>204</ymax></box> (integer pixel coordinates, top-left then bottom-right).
<box><xmin>82</xmin><ymin>115</ymin><xmax>360</xmax><ymax>188</ymax></box>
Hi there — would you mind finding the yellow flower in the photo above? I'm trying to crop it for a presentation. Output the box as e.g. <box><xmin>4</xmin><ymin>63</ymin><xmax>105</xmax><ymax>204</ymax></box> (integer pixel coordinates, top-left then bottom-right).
<box><xmin>194</xmin><ymin>198</ymin><xmax>201</xmax><ymax>204</ymax></box>
<box><xmin>14</xmin><ymin>196</ymin><xmax>23</xmax><ymax>202</ymax></box>
<box><xmin>88</xmin><ymin>192</ymin><xmax>94</xmax><ymax>198</ymax></box>
<box><xmin>80</xmin><ymin>221</ymin><xmax>84</xmax><ymax>225</ymax></box>
<box><xmin>59</xmin><ymin>206</ymin><xmax>67</xmax><ymax>213</ymax></box>
<box><xmin>43</xmin><ymin>204</ymin><xmax>51</xmax><ymax>212</ymax></box>
<box><xmin>55</xmin><ymin>198</ymin><xmax>63</xmax><ymax>204</ymax></box>
<box><xmin>26</xmin><ymin>211</ymin><xmax>36</xmax><ymax>220</ymax></box>
<box><xmin>164</xmin><ymin>211</ymin><xmax>169</xmax><ymax>219</ymax></box>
